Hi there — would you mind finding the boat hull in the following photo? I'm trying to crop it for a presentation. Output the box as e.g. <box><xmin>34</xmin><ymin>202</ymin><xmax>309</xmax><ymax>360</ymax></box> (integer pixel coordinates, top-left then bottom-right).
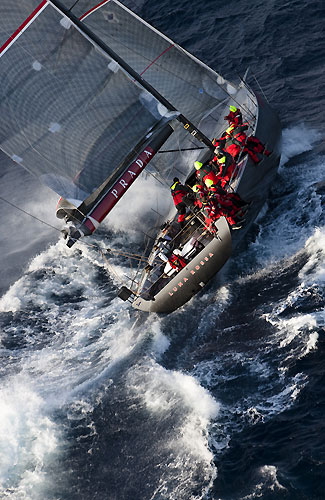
<box><xmin>132</xmin><ymin>92</ymin><xmax>282</xmax><ymax>313</ymax></box>
<box><xmin>132</xmin><ymin>216</ymin><xmax>232</xmax><ymax>313</ymax></box>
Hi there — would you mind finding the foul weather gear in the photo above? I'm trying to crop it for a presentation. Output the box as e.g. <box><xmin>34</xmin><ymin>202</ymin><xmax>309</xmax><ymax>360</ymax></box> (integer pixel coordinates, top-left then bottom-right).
<box><xmin>168</xmin><ymin>251</ymin><xmax>186</xmax><ymax>270</ymax></box>
<box><xmin>216</xmin><ymin>185</ymin><xmax>248</xmax><ymax>208</ymax></box>
<box><xmin>224</xmin><ymin>123</ymin><xmax>249</xmax><ymax>161</ymax></box>
<box><xmin>244</xmin><ymin>135</ymin><xmax>271</xmax><ymax>164</ymax></box>
<box><xmin>171</xmin><ymin>179</ymin><xmax>193</xmax><ymax>225</ymax></box>
<box><xmin>224</xmin><ymin>106</ymin><xmax>243</xmax><ymax>127</ymax></box>
<box><xmin>195</xmin><ymin>162</ymin><xmax>219</xmax><ymax>193</ymax></box>
<box><xmin>213</xmin><ymin>149</ymin><xmax>235</xmax><ymax>177</ymax></box>
<box><xmin>193</xmin><ymin>183</ymin><xmax>240</xmax><ymax>230</ymax></box>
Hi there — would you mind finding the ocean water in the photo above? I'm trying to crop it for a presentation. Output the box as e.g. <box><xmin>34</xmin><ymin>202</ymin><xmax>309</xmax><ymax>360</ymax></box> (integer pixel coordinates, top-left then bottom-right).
<box><xmin>0</xmin><ymin>1</ymin><xmax>325</xmax><ymax>499</ymax></box>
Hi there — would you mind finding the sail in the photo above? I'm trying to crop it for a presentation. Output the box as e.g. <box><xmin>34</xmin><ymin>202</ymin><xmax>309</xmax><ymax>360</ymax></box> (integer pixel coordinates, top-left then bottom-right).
<box><xmin>0</xmin><ymin>0</ymin><xmax>175</xmax><ymax>203</ymax></box>
<box><xmin>64</xmin><ymin>0</ymin><xmax>234</xmax><ymax>127</ymax></box>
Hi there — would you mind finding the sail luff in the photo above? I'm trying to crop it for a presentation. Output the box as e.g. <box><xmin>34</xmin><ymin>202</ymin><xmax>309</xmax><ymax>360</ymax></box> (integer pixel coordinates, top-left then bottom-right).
<box><xmin>47</xmin><ymin>0</ymin><xmax>214</xmax><ymax>150</ymax></box>
<box><xmin>0</xmin><ymin>0</ymin><xmax>48</xmax><ymax>57</ymax></box>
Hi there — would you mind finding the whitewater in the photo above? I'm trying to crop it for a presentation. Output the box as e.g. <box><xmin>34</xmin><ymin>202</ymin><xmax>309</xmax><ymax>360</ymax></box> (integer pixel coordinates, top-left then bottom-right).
<box><xmin>0</xmin><ymin>122</ymin><xmax>324</xmax><ymax>499</ymax></box>
<box><xmin>1</xmin><ymin>0</ymin><xmax>325</xmax><ymax>497</ymax></box>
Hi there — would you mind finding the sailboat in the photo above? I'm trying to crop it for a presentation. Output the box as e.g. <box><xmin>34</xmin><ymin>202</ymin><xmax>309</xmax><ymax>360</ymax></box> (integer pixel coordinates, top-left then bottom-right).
<box><xmin>0</xmin><ymin>0</ymin><xmax>281</xmax><ymax>313</ymax></box>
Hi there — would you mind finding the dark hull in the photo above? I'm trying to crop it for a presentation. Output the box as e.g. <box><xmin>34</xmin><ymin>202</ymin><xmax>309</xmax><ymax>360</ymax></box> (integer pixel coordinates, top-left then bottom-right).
<box><xmin>132</xmin><ymin>92</ymin><xmax>282</xmax><ymax>313</ymax></box>
<box><xmin>132</xmin><ymin>216</ymin><xmax>232</xmax><ymax>313</ymax></box>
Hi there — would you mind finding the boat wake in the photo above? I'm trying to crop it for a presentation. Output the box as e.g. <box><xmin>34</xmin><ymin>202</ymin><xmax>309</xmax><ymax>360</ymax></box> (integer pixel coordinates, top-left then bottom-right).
<box><xmin>0</xmin><ymin>124</ymin><xmax>324</xmax><ymax>499</ymax></box>
<box><xmin>0</xmin><ymin>238</ymin><xmax>219</xmax><ymax>498</ymax></box>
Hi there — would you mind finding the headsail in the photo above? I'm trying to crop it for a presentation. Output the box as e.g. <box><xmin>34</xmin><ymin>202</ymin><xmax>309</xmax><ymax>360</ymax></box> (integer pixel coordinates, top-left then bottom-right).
<box><xmin>0</xmin><ymin>0</ymin><xmax>175</xmax><ymax>204</ymax></box>
<box><xmin>0</xmin><ymin>0</ymin><xmax>238</xmax><ymax>245</ymax></box>
<box><xmin>76</xmin><ymin>0</ymin><xmax>233</xmax><ymax>125</ymax></box>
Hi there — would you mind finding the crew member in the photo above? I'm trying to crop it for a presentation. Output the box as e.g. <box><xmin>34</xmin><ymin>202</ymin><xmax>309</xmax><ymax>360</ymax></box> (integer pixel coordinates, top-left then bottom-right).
<box><xmin>194</xmin><ymin>161</ymin><xmax>219</xmax><ymax>194</ymax></box>
<box><xmin>212</xmin><ymin>147</ymin><xmax>236</xmax><ymax>186</ymax></box>
<box><xmin>192</xmin><ymin>183</ymin><xmax>240</xmax><ymax>232</ymax></box>
<box><xmin>244</xmin><ymin>135</ymin><xmax>272</xmax><ymax>164</ymax></box>
<box><xmin>215</xmin><ymin>189</ymin><xmax>247</xmax><ymax>225</ymax></box>
<box><xmin>192</xmin><ymin>184</ymin><xmax>218</xmax><ymax>234</ymax></box>
<box><xmin>224</xmin><ymin>105</ymin><xmax>242</xmax><ymax>127</ymax></box>
<box><xmin>223</xmin><ymin>123</ymin><xmax>249</xmax><ymax>161</ymax></box>
<box><xmin>216</xmin><ymin>184</ymin><xmax>248</xmax><ymax>209</ymax></box>
<box><xmin>170</xmin><ymin>177</ymin><xmax>192</xmax><ymax>227</ymax></box>
<box><xmin>168</xmin><ymin>250</ymin><xmax>187</xmax><ymax>271</ymax></box>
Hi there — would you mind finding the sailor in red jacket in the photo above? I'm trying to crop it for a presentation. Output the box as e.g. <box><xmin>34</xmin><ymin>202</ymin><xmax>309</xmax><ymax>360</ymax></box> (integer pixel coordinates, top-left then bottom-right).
<box><xmin>170</xmin><ymin>177</ymin><xmax>192</xmax><ymax>227</ymax></box>
<box><xmin>216</xmin><ymin>184</ymin><xmax>248</xmax><ymax>209</ymax></box>
<box><xmin>194</xmin><ymin>161</ymin><xmax>219</xmax><ymax>193</ymax></box>
<box><xmin>192</xmin><ymin>183</ymin><xmax>240</xmax><ymax>229</ymax></box>
<box><xmin>223</xmin><ymin>123</ymin><xmax>249</xmax><ymax>161</ymax></box>
<box><xmin>168</xmin><ymin>251</ymin><xmax>187</xmax><ymax>271</ymax></box>
<box><xmin>244</xmin><ymin>135</ymin><xmax>272</xmax><ymax>164</ymax></box>
<box><xmin>192</xmin><ymin>183</ymin><xmax>220</xmax><ymax>233</ymax></box>
<box><xmin>224</xmin><ymin>105</ymin><xmax>242</xmax><ymax>128</ymax></box>
<box><xmin>212</xmin><ymin>147</ymin><xmax>236</xmax><ymax>187</ymax></box>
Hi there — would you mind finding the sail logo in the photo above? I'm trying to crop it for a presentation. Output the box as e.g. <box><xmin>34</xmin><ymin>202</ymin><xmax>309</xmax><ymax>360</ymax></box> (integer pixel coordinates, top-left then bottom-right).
<box><xmin>84</xmin><ymin>147</ymin><xmax>155</xmax><ymax>232</ymax></box>
<box><xmin>168</xmin><ymin>253</ymin><xmax>214</xmax><ymax>296</ymax></box>
<box><xmin>110</xmin><ymin>149</ymin><xmax>153</xmax><ymax>200</ymax></box>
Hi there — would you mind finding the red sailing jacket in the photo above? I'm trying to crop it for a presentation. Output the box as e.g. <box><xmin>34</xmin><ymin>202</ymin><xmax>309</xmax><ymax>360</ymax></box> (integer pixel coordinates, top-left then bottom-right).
<box><xmin>196</xmin><ymin>164</ymin><xmax>219</xmax><ymax>191</ymax></box>
<box><xmin>171</xmin><ymin>182</ymin><xmax>190</xmax><ymax>206</ymax></box>
<box><xmin>168</xmin><ymin>253</ymin><xmax>187</xmax><ymax>270</ymax></box>
<box><xmin>224</xmin><ymin>109</ymin><xmax>242</xmax><ymax>127</ymax></box>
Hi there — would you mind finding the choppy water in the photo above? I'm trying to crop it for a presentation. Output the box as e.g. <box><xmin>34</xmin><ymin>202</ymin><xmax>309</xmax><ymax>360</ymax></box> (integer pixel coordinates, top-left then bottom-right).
<box><xmin>1</xmin><ymin>1</ymin><xmax>325</xmax><ymax>499</ymax></box>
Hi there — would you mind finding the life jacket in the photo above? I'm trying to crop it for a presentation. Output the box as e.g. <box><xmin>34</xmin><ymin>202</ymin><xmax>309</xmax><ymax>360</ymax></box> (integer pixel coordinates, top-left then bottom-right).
<box><xmin>196</xmin><ymin>164</ymin><xmax>219</xmax><ymax>192</ymax></box>
<box><xmin>224</xmin><ymin>107</ymin><xmax>242</xmax><ymax>127</ymax></box>
<box><xmin>213</xmin><ymin>150</ymin><xmax>234</xmax><ymax>177</ymax></box>
<box><xmin>168</xmin><ymin>252</ymin><xmax>186</xmax><ymax>270</ymax></box>
<box><xmin>171</xmin><ymin>181</ymin><xmax>189</xmax><ymax>206</ymax></box>
<box><xmin>245</xmin><ymin>135</ymin><xmax>265</xmax><ymax>152</ymax></box>
<box><xmin>193</xmin><ymin>183</ymin><xmax>209</xmax><ymax>203</ymax></box>
<box><xmin>225</xmin><ymin>124</ymin><xmax>248</xmax><ymax>148</ymax></box>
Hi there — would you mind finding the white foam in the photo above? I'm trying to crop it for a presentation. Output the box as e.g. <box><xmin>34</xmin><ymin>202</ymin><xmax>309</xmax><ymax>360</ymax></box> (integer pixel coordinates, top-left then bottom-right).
<box><xmin>149</xmin><ymin>320</ymin><xmax>171</xmax><ymax>357</ymax></box>
<box><xmin>241</xmin><ymin>465</ymin><xmax>286</xmax><ymax>499</ymax></box>
<box><xmin>300</xmin><ymin>227</ymin><xmax>325</xmax><ymax>284</ymax></box>
<box><xmin>0</xmin><ymin>376</ymin><xmax>60</xmax><ymax>499</ymax></box>
<box><xmin>102</xmin><ymin>174</ymin><xmax>172</xmax><ymax>238</ymax></box>
<box><xmin>197</xmin><ymin>285</ymin><xmax>231</xmax><ymax>334</ymax></box>
<box><xmin>127</xmin><ymin>360</ymin><xmax>219</xmax><ymax>492</ymax></box>
<box><xmin>0</xmin><ymin>232</ymin><xmax>155</xmax><ymax>497</ymax></box>
<box><xmin>259</xmin><ymin>227</ymin><xmax>325</xmax><ymax>365</ymax></box>
<box><xmin>280</xmin><ymin>123</ymin><xmax>321</xmax><ymax>166</ymax></box>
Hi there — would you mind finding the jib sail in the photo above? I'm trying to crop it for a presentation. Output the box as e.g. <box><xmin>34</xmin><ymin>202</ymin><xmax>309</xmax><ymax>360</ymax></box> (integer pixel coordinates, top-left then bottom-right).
<box><xmin>67</xmin><ymin>0</ymin><xmax>234</xmax><ymax>126</ymax></box>
<box><xmin>0</xmin><ymin>0</ymin><xmax>237</xmax><ymax>242</ymax></box>
<box><xmin>0</xmin><ymin>0</ymin><xmax>176</xmax><ymax>205</ymax></box>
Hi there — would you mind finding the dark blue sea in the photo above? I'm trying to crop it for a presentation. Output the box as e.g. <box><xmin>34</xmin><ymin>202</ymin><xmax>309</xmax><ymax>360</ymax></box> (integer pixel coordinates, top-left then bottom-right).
<box><xmin>1</xmin><ymin>0</ymin><xmax>325</xmax><ymax>499</ymax></box>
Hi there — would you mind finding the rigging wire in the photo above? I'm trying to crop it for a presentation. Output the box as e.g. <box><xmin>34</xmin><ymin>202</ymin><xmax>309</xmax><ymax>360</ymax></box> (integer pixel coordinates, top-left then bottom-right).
<box><xmin>0</xmin><ymin>195</ymin><xmax>148</xmax><ymax>286</ymax></box>
<box><xmin>68</xmin><ymin>0</ymin><xmax>81</xmax><ymax>11</ymax></box>
<box><xmin>158</xmin><ymin>146</ymin><xmax>209</xmax><ymax>154</ymax></box>
<box><xmin>252</xmin><ymin>73</ymin><xmax>270</xmax><ymax>105</ymax></box>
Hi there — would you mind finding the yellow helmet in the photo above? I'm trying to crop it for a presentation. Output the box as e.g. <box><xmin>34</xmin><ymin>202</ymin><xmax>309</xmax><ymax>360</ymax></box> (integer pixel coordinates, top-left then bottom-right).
<box><xmin>194</xmin><ymin>161</ymin><xmax>203</xmax><ymax>170</ymax></box>
<box><xmin>229</xmin><ymin>105</ymin><xmax>237</xmax><ymax>112</ymax></box>
<box><xmin>192</xmin><ymin>184</ymin><xmax>200</xmax><ymax>192</ymax></box>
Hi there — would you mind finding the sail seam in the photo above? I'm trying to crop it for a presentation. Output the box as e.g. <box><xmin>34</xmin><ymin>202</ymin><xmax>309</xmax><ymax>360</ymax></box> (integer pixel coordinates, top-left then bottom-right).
<box><xmin>113</xmin><ymin>0</ymin><xmax>226</xmax><ymax>83</ymax></box>
<box><xmin>79</xmin><ymin>0</ymin><xmax>111</xmax><ymax>21</ymax></box>
<box><xmin>0</xmin><ymin>0</ymin><xmax>48</xmax><ymax>57</ymax></box>
<box><xmin>139</xmin><ymin>44</ymin><xmax>175</xmax><ymax>76</ymax></box>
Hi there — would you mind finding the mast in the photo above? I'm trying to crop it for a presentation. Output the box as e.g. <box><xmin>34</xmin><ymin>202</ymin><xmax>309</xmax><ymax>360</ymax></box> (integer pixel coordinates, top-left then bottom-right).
<box><xmin>48</xmin><ymin>0</ymin><xmax>214</xmax><ymax>150</ymax></box>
